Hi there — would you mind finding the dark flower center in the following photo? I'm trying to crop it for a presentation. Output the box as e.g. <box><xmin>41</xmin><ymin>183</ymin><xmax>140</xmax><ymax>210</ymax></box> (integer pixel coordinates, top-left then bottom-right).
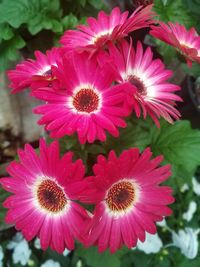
<box><xmin>37</xmin><ymin>179</ymin><xmax>67</xmax><ymax>213</ymax></box>
<box><xmin>94</xmin><ymin>34</ymin><xmax>110</xmax><ymax>46</ymax></box>
<box><xmin>128</xmin><ymin>75</ymin><xmax>147</xmax><ymax>95</ymax></box>
<box><xmin>43</xmin><ymin>68</ymin><xmax>52</xmax><ymax>76</ymax></box>
<box><xmin>73</xmin><ymin>88</ymin><xmax>100</xmax><ymax>113</ymax></box>
<box><xmin>106</xmin><ymin>181</ymin><xmax>135</xmax><ymax>212</ymax></box>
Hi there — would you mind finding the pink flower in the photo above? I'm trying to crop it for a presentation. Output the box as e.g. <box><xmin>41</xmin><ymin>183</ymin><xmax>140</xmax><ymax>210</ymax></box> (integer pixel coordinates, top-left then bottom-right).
<box><xmin>7</xmin><ymin>47</ymin><xmax>61</xmax><ymax>93</ymax></box>
<box><xmin>0</xmin><ymin>139</ymin><xmax>90</xmax><ymax>253</ymax></box>
<box><xmin>82</xmin><ymin>148</ymin><xmax>174</xmax><ymax>253</ymax></box>
<box><xmin>60</xmin><ymin>5</ymin><xmax>154</xmax><ymax>54</ymax></box>
<box><xmin>33</xmin><ymin>51</ymin><xmax>129</xmax><ymax>144</ymax></box>
<box><xmin>150</xmin><ymin>22</ymin><xmax>200</xmax><ymax>67</ymax></box>
<box><xmin>106</xmin><ymin>40</ymin><xmax>181</xmax><ymax>126</ymax></box>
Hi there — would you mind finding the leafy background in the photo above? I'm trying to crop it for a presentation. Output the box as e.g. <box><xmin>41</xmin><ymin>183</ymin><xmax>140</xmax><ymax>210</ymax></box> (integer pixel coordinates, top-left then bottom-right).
<box><xmin>0</xmin><ymin>0</ymin><xmax>200</xmax><ymax>266</ymax></box>
<box><xmin>0</xmin><ymin>0</ymin><xmax>106</xmax><ymax>71</ymax></box>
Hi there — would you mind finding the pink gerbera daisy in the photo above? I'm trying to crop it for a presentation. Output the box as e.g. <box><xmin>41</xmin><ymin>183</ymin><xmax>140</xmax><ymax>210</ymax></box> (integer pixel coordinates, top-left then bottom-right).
<box><xmin>106</xmin><ymin>39</ymin><xmax>181</xmax><ymax>125</ymax></box>
<box><xmin>7</xmin><ymin>47</ymin><xmax>61</xmax><ymax>93</ymax></box>
<box><xmin>82</xmin><ymin>148</ymin><xmax>174</xmax><ymax>253</ymax></box>
<box><xmin>150</xmin><ymin>22</ymin><xmax>200</xmax><ymax>67</ymax></box>
<box><xmin>60</xmin><ymin>5</ymin><xmax>154</xmax><ymax>54</ymax></box>
<box><xmin>33</xmin><ymin>51</ymin><xmax>130</xmax><ymax>144</ymax></box>
<box><xmin>0</xmin><ymin>139</ymin><xmax>90</xmax><ymax>253</ymax></box>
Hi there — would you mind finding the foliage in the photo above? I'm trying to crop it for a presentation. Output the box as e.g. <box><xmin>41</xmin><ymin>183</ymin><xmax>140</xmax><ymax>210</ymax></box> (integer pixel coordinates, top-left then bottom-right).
<box><xmin>0</xmin><ymin>187</ymin><xmax>10</xmax><ymax>230</ymax></box>
<box><xmin>151</xmin><ymin>120</ymin><xmax>200</xmax><ymax>185</ymax></box>
<box><xmin>154</xmin><ymin>0</ymin><xmax>198</xmax><ymax>28</ymax></box>
<box><xmin>76</xmin><ymin>245</ymin><xmax>122</xmax><ymax>267</ymax></box>
<box><xmin>0</xmin><ymin>0</ymin><xmax>200</xmax><ymax>267</ymax></box>
<box><xmin>0</xmin><ymin>0</ymin><xmax>106</xmax><ymax>72</ymax></box>
<box><xmin>182</xmin><ymin>62</ymin><xmax>200</xmax><ymax>79</ymax></box>
<box><xmin>1</xmin><ymin>116</ymin><xmax>200</xmax><ymax>266</ymax></box>
<box><xmin>56</xmin><ymin>117</ymin><xmax>200</xmax><ymax>190</ymax></box>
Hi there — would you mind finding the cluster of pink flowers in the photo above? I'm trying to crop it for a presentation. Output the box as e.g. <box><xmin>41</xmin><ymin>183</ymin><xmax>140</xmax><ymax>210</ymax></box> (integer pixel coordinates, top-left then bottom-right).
<box><xmin>1</xmin><ymin>3</ymin><xmax>200</xmax><ymax>254</ymax></box>
<box><xmin>1</xmin><ymin>139</ymin><xmax>173</xmax><ymax>253</ymax></box>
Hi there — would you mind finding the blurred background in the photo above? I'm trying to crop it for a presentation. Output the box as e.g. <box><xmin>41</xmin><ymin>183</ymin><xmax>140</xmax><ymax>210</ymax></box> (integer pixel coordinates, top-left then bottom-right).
<box><xmin>0</xmin><ymin>0</ymin><xmax>200</xmax><ymax>266</ymax></box>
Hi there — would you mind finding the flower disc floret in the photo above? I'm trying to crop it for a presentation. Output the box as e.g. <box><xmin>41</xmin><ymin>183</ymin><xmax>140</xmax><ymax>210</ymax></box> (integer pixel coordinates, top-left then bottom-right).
<box><xmin>70</xmin><ymin>87</ymin><xmax>101</xmax><ymax>114</ymax></box>
<box><xmin>105</xmin><ymin>180</ymin><xmax>139</xmax><ymax>215</ymax></box>
<box><xmin>36</xmin><ymin>179</ymin><xmax>67</xmax><ymax>214</ymax></box>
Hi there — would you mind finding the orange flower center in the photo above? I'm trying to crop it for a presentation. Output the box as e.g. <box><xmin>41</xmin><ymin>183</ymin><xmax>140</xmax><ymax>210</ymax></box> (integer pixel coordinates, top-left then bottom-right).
<box><xmin>73</xmin><ymin>88</ymin><xmax>100</xmax><ymax>113</ymax></box>
<box><xmin>106</xmin><ymin>181</ymin><xmax>135</xmax><ymax>212</ymax></box>
<box><xmin>37</xmin><ymin>179</ymin><xmax>67</xmax><ymax>213</ymax></box>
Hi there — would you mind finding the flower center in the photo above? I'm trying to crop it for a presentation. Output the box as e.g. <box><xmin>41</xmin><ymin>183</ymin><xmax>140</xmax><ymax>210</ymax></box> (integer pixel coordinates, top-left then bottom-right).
<box><xmin>91</xmin><ymin>30</ymin><xmax>112</xmax><ymax>45</ymax></box>
<box><xmin>43</xmin><ymin>68</ymin><xmax>52</xmax><ymax>76</ymax></box>
<box><xmin>178</xmin><ymin>43</ymin><xmax>199</xmax><ymax>60</ymax></box>
<box><xmin>72</xmin><ymin>88</ymin><xmax>100</xmax><ymax>113</ymax></box>
<box><xmin>36</xmin><ymin>179</ymin><xmax>67</xmax><ymax>213</ymax></box>
<box><xmin>106</xmin><ymin>181</ymin><xmax>135</xmax><ymax>212</ymax></box>
<box><xmin>128</xmin><ymin>75</ymin><xmax>147</xmax><ymax>95</ymax></box>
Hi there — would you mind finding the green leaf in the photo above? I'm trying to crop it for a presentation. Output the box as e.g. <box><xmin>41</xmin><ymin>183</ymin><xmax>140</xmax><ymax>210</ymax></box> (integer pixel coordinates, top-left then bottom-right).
<box><xmin>182</xmin><ymin>62</ymin><xmax>200</xmax><ymax>78</ymax></box>
<box><xmin>0</xmin><ymin>0</ymin><xmax>63</xmax><ymax>34</ymax></box>
<box><xmin>151</xmin><ymin>120</ymin><xmax>200</xmax><ymax>182</ymax></box>
<box><xmin>126</xmin><ymin>250</ymin><xmax>154</xmax><ymax>267</ymax></box>
<box><xmin>0</xmin><ymin>35</ymin><xmax>25</xmax><ymax>71</ymax></box>
<box><xmin>153</xmin><ymin>39</ymin><xmax>177</xmax><ymax>65</ymax></box>
<box><xmin>0</xmin><ymin>23</ymin><xmax>14</xmax><ymax>42</ymax></box>
<box><xmin>86</xmin><ymin>144</ymin><xmax>106</xmax><ymax>155</ymax></box>
<box><xmin>104</xmin><ymin>118</ymin><xmax>152</xmax><ymax>155</ymax></box>
<box><xmin>0</xmin><ymin>0</ymin><xmax>28</xmax><ymax>28</ymax></box>
<box><xmin>181</xmin><ymin>256</ymin><xmax>200</xmax><ymax>267</ymax></box>
<box><xmin>88</xmin><ymin>0</ymin><xmax>104</xmax><ymax>9</ymax></box>
<box><xmin>62</xmin><ymin>14</ymin><xmax>79</xmax><ymax>30</ymax></box>
<box><xmin>183</xmin><ymin>0</ymin><xmax>200</xmax><ymax>16</ymax></box>
<box><xmin>154</xmin><ymin>0</ymin><xmax>198</xmax><ymax>28</ymax></box>
<box><xmin>80</xmin><ymin>0</ymin><xmax>86</xmax><ymax>7</ymax></box>
<box><xmin>158</xmin><ymin>257</ymin><xmax>172</xmax><ymax>267</ymax></box>
<box><xmin>43</xmin><ymin>249</ymin><xmax>71</xmax><ymax>266</ymax></box>
<box><xmin>76</xmin><ymin>245</ymin><xmax>121</xmax><ymax>267</ymax></box>
<box><xmin>27</xmin><ymin>0</ymin><xmax>63</xmax><ymax>35</ymax></box>
<box><xmin>161</xmin><ymin>0</ymin><xmax>168</xmax><ymax>5</ymax></box>
<box><xmin>0</xmin><ymin>187</ymin><xmax>10</xmax><ymax>230</ymax></box>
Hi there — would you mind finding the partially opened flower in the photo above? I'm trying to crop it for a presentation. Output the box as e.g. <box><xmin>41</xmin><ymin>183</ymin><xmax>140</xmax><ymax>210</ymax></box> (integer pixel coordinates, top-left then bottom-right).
<box><xmin>0</xmin><ymin>139</ymin><xmax>90</xmax><ymax>253</ymax></box>
<box><xmin>60</xmin><ymin>5</ymin><xmax>154</xmax><ymax>54</ymax></box>
<box><xmin>150</xmin><ymin>22</ymin><xmax>200</xmax><ymax>67</ymax></box>
<box><xmin>33</xmin><ymin>51</ymin><xmax>129</xmax><ymax>144</ymax></box>
<box><xmin>7</xmin><ymin>47</ymin><xmax>61</xmax><ymax>93</ymax></box>
<box><xmin>82</xmin><ymin>148</ymin><xmax>174</xmax><ymax>253</ymax></box>
<box><xmin>107</xmin><ymin>39</ymin><xmax>181</xmax><ymax>126</ymax></box>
